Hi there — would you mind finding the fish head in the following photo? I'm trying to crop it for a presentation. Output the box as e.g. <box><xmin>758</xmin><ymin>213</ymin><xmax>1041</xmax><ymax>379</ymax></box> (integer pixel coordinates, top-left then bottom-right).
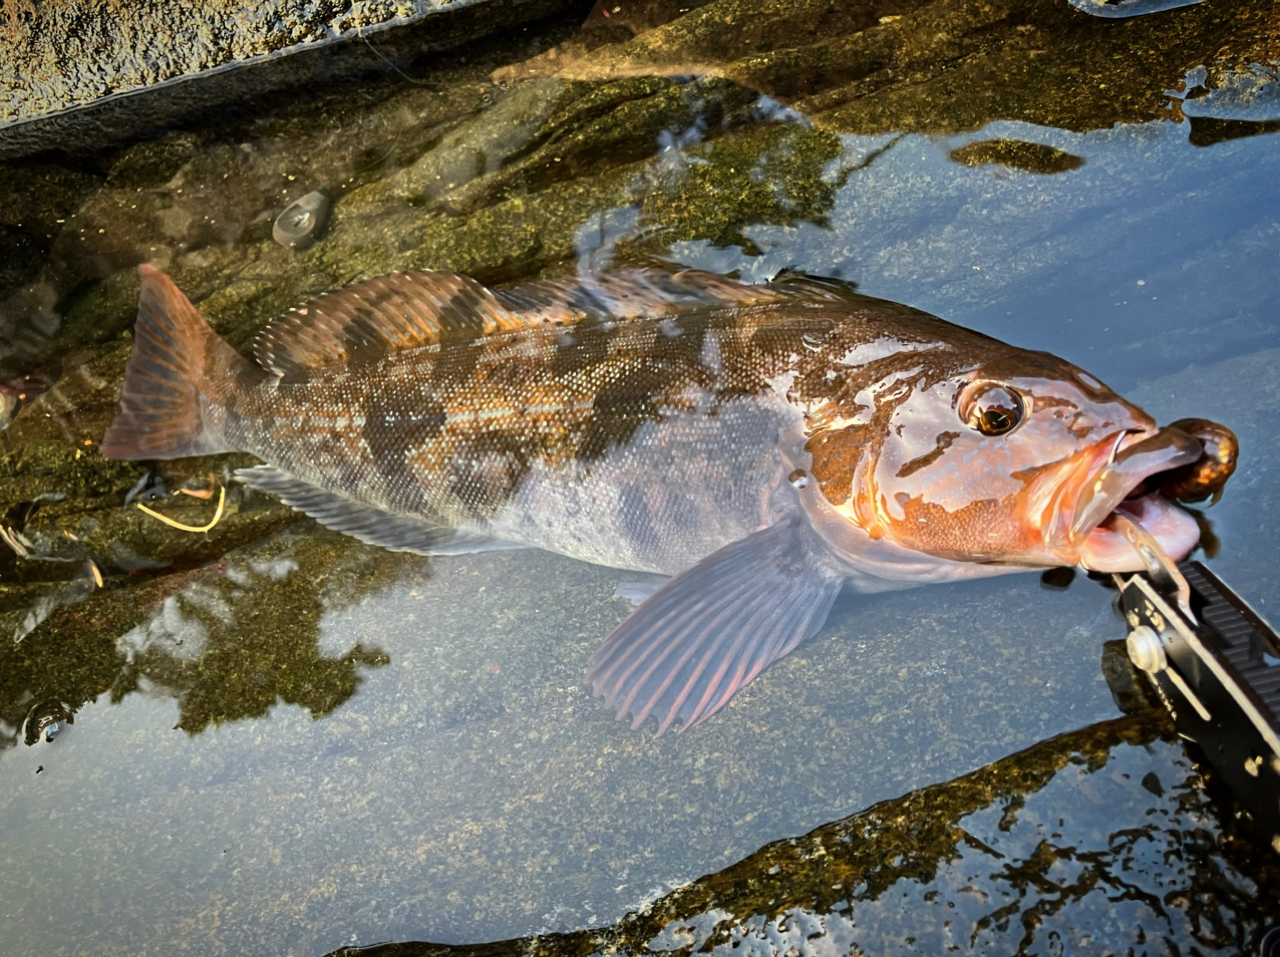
<box><xmin>805</xmin><ymin>346</ymin><xmax>1205</xmax><ymax>573</ymax></box>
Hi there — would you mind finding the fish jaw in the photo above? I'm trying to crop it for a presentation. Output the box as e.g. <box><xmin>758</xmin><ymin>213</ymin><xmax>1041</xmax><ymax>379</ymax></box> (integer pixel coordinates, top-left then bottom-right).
<box><xmin>1052</xmin><ymin>427</ymin><xmax>1204</xmax><ymax>572</ymax></box>
<box><xmin>1076</xmin><ymin>493</ymin><xmax>1202</xmax><ymax>572</ymax></box>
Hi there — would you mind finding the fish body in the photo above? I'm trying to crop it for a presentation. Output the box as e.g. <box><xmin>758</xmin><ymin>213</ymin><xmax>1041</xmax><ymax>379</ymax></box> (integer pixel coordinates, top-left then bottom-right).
<box><xmin>103</xmin><ymin>265</ymin><xmax>1222</xmax><ymax>732</ymax></box>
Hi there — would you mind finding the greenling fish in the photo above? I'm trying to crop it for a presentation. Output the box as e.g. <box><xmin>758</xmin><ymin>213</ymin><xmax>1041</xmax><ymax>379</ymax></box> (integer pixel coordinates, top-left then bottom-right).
<box><xmin>102</xmin><ymin>265</ymin><xmax>1235</xmax><ymax>733</ymax></box>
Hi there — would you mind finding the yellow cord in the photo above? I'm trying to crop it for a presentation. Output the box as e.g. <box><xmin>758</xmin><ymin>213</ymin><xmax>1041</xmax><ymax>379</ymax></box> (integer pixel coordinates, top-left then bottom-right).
<box><xmin>136</xmin><ymin>485</ymin><xmax>226</xmax><ymax>533</ymax></box>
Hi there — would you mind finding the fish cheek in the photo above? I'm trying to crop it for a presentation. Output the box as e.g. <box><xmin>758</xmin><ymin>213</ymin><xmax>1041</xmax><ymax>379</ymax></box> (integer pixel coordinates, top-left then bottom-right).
<box><xmin>885</xmin><ymin>490</ymin><xmax>1024</xmax><ymax>560</ymax></box>
<box><xmin>873</xmin><ymin>430</ymin><xmax>1026</xmax><ymax>559</ymax></box>
<box><xmin>895</xmin><ymin>430</ymin><xmax>962</xmax><ymax>479</ymax></box>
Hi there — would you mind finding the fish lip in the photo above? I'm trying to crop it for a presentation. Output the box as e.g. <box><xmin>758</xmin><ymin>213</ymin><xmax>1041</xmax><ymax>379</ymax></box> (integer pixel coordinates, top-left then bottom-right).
<box><xmin>1077</xmin><ymin>490</ymin><xmax>1203</xmax><ymax>572</ymax></box>
<box><xmin>1068</xmin><ymin>426</ymin><xmax>1203</xmax><ymax>564</ymax></box>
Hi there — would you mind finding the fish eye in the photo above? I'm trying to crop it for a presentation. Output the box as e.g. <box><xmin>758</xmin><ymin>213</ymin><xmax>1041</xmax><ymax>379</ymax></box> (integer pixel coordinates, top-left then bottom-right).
<box><xmin>959</xmin><ymin>382</ymin><xmax>1025</xmax><ymax>436</ymax></box>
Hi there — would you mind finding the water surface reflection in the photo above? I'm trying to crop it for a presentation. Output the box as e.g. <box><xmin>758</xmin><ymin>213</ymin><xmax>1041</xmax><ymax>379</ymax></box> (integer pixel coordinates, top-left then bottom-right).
<box><xmin>328</xmin><ymin>713</ymin><xmax>1278</xmax><ymax>957</ymax></box>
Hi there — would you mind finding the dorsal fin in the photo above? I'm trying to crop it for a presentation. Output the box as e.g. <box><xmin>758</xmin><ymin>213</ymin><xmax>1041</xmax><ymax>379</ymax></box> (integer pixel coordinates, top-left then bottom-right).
<box><xmin>494</xmin><ymin>268</ymin><xmax>798</xmax><ymax>324</ymax></box>
<box><xmin>254</xmin><ymin>267</ymin><xmax>805</xmax><ymax>376</ymax></box>
<box><xmin>253</xmin><ymin>271</ymin><xmax>526</xmax><ymax>375</ymax></box>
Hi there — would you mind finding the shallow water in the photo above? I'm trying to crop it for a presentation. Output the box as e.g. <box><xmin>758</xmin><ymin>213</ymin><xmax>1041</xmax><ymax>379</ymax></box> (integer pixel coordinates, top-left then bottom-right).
<box><xmin>1</xmin><ymin>0</ymin><xmax>1279</xmax><ymax>954</ymax></box>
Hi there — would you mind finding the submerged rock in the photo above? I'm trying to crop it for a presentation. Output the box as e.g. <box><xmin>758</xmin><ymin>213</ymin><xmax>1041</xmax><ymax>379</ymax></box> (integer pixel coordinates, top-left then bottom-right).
<box><xmin>273</xmin><ymin>188</ymin><xmax>331</xmax><ymax>250</ymax></box>
<box><xmin>948</xmin><ymin>138</ymin><xmax>1085</xmax><ymax>174</ymax></box>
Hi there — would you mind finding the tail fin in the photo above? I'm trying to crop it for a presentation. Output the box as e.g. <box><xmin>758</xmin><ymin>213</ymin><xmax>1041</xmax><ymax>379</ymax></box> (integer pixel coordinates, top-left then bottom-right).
<box><xmin>101</xmin><ymin>265</ymin><xmax>252</xmax><ymax>460</ymax></box>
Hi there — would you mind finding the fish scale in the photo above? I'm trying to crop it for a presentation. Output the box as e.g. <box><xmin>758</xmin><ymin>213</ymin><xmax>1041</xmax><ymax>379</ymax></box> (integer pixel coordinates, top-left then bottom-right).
<box><xmin>102</xmin><ymin>264</ymin><xmax>1229</xmax><ymax>733</ymax></box>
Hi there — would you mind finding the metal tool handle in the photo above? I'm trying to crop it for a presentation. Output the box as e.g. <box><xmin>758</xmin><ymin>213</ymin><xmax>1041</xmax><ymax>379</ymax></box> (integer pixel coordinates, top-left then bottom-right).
<box><xmin>1120</xmin><ymin>561</ymin><xmax>1280</xmax><ymax>847</ymax></box>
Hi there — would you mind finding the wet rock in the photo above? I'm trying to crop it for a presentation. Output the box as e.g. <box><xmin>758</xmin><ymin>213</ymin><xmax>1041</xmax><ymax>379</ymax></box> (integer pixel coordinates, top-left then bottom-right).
<box><xmin>0</xmin><ymin>521</ymin><xmax>409</xmax><ymax>749</ymax></box>
<box><xmin>517</xmin><ymin>0</ymin><xmax>1280</xmax><ymax>137</ymax></box>
<box><xmin>0</xmin><ymin>0</ymin><xmax>582</xmax><ymax>159</ymax></box>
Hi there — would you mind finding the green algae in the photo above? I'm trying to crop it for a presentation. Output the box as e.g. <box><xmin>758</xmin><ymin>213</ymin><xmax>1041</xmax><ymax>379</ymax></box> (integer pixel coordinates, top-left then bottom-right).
<box><xmin>0</xmin><ymin>522</ymin><xmax>418</xmax><ymax>749</ymax></box>
<box><xmin>545</xmin><ymin>0</ymin><xmax>1280</xmax><ymax>136</ymax></box>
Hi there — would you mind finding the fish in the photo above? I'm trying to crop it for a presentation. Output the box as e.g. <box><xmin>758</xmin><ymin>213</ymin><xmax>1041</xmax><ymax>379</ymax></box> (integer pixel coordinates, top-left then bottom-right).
<box><xmin>101</xmin><ymin>264</ymin><xmax>1228</xmax><ymax>733</ymax></box>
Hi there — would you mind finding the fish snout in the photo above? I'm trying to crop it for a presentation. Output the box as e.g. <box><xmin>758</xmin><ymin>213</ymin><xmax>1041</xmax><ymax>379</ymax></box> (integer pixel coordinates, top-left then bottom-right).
<box><xmin>1069</xmin><ymin>426</ymin><xmax>1203</xmax><ymax>543</ymax></box>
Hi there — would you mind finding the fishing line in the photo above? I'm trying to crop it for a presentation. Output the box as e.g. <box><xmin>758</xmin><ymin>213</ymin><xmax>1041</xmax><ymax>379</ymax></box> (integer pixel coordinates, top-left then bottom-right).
<box><xmin>135</xmin><ymin>485</ymin><xmax>227</xmax><ymax>534</ymax></box>
<box><xmin>359</xmin><ymin>28</ymin><xmax>432</xmax><ymax>87</ymax></box>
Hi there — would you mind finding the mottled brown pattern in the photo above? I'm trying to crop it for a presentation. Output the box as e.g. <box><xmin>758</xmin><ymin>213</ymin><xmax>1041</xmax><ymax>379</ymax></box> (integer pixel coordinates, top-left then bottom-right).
<box><xmin>104</xmin><ymin>265</ymin><xmax>1226</xmax><ymax>731</ymax></box>
<box><xmin>897</xmin><ymin>431</ymin><xmax>962</xmax><ymax>479</ymax></box>
<box><xmin>226</xmin><ymin>268</ymin><xmax>1112</xmax><ymax>558</ymax></box>
<box><xmin>109</xmin><ymin>265</ymin><xmax>1208</xmax><ymax>582</ymax></box>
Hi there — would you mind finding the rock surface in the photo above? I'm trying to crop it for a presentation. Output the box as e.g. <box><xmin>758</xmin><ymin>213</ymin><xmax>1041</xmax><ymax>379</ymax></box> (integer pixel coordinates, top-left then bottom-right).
<box><xmin>0</xmin><ymin>0</ymin><xmax>579</xmax><ymax>158</ymax></box>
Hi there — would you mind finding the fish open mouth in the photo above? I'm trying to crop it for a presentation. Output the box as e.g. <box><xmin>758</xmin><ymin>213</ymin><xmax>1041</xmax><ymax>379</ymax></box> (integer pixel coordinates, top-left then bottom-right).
<box><xmin>1070</xmin><ymin>428</ymin><xmax>1204</xmax><ymax>572</ymax></box>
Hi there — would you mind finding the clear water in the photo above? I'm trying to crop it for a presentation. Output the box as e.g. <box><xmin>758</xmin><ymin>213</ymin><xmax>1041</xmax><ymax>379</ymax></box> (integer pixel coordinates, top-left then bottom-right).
<box><xmin>1</xmin><ymin>1</ymin><xmax>1278</xmax><ymax>954</ymax></box>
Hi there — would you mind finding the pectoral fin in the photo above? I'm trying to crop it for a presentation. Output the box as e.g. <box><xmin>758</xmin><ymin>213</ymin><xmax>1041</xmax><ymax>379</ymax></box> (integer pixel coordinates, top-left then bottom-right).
<box><xmin>588</xmin><ymin>517</ymin><xmax>843</xmax><ymax>734</ymax></box>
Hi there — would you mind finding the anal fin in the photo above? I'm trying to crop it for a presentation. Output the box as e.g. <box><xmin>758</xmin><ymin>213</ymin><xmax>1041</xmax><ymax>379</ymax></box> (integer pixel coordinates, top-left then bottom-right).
<box><xmin>236</xmin><ymin>466</ymin><xmax>519</xmax><ymax>555</ymax></box>
<box><xmin>588</xmin><ymin>516</ymin><xmax>843</xmax><ymax>734</ymax></box>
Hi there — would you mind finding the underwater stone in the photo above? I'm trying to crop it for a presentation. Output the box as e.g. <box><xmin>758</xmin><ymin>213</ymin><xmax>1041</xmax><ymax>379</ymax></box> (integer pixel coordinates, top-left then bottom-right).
<box><xmin>273</xmin><ymin>189</ymin><xmax>332</xmax><ymax>251</ymax></box>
